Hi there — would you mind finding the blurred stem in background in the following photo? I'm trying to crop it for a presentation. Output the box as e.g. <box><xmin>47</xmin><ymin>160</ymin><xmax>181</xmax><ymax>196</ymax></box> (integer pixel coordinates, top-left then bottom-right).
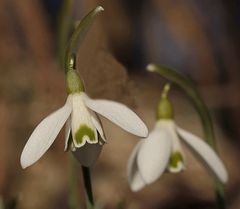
<box><xmin>58</xmin><ymin>0</ymin><xmax>72</xmax><ymax>67</ymax></box>
<box><xmin>0</xmin><ymin>197</ymin><xmax>3</xmax><ymax>209</ymax></box>
<box><xmin>147</xmin><ymin>64</ymin><xmax>226</xmax><ymax>209</ymax></box>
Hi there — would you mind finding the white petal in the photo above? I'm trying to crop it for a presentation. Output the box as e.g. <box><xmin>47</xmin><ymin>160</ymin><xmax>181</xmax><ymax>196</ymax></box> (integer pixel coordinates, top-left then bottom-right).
<box><xmin>20</xmin><ymin>96</ymin><xmax>72</xmax><ymax>169</ymax></box>
<box><xmin>72</xmin><ymin>143</ymin><xmax>102</xmax><ymax>167</ymax></box>
<box><xmin>71</xmin><ymin>93</ymin><xmax>98</xmax><ymax>147</ymax></box>
<box><xmin>91</xmin><ymin>113</ymin><xmax>106</xmax><ymax>142</ymax></box>
<box><xmin>82</xmin><ymin>93</ymin><xmax>148</xmax><ymax>137</ymax></box>
<box><xmin>127</xmin><ymin>141</ymin><xmax>146</xmax><ymax>191</ymax></box>
<box><xmin>156</xmin><ymin>120</ymin><xmax>185</xmax><ymax>173</ymax></box>
<box><xmin>64</xmin><ymin>118</ymin><xmax>71</xmax><ymax>151</ymax></box>
<box><xmin>176</xmin><ymin>127</ymin><xmax>228</xmax><ymax>183</ymax></box>
<box><xmin>137</xmin><ymin>127</ymin><xmax>172</xmax><ymax>184</ymax></box>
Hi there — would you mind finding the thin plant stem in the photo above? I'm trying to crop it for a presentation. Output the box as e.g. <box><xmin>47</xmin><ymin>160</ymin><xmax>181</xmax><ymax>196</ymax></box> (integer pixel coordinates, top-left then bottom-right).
<box><xmin>81</xmin><ymin>166</ymin><xmax>94</xmax><ymax>209</ymax></box>
<box><xmin>65</xmin><ymin>6</ymin><xmax>104</xmax><ymax>73</ymax></box>
<box><xmin>68</xmin><ymin>154</ymin><xmax>81</xmax><ymax>209</ymax></box>
<box><xmin>57</xmin><ymin>0</ymin><xmax>72</xmax><ymax>67</ymax></box>
<box><xmin>64</xmin><ymin>6</ymin><xmax>104</xmax><ymax>209</ymax></box>
<box><xmin>147</xmin><ymin>64</ymin><xmax>226</xmax><ymax>209</ymax></box>
<box><xmin>161</xmin><ymin>82</ymin><xmax>171</xmax><ymax>99</ymax></box>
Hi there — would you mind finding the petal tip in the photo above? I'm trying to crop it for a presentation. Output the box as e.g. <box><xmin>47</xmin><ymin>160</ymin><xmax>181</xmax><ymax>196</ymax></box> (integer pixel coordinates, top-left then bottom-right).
<box><xmin>128</xmin><ymin>174</ymin><xmax>146</xmax><ymax>192</ymax></box>
<box><xmin>140</xmin><ymin>126</ymin><xmax>149</xmax><ymax>138</ymax></box>
<box><xmin>219</xmin><ymin>167</ymin><xmax>229</xmax><ymax>184</ymax></box>
<box><xmin>130</xmin><ymin>184</ymin><xmax>143</xmax><ymax>192</ymax></box>
<box><xmin>96</xmin><ymin>6</ymin><xmax>104</xmax><ymax>12</ymax></box>
<box><xmin>141</xmin><ymin>172</ymin><xmax>163</xmax><ymax>185</ymax></box>
<box><xmin>20</xmin><ymin>156</ymin><xmax>29</xmax><ymax>169</ymax></box>
<box><xmin>146</xmin><ymin>64</ymin><xmax>155</xmax><ymax>72</ymax></box>
<box><xmin>21</xmin><ymin>164</ymin><xmax>28</xmax><ymax>169</ymax></box>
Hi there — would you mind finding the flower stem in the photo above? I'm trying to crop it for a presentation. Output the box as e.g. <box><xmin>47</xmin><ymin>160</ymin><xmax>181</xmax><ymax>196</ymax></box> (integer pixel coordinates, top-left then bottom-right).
<box><xmin>215</xmin><ymin>181</ymin><xmax>226</xmax><ymax>209</ymax></box>
<box><xmin>81</xmin><ymin>166</ymin><xmax>94</xmax><ymax>209</ymax></box>
<box><xmin>65</xmin><ymin>6</ymin><xmax>104</xmax><ymax>73</ymax></box>
<box><xmin>161</xmin><ymin>83</ymin><xmax>171</xmax><ymax>99</ymax></box>
<box><xmin>68</xmin><ymin>154</ymin><xmax>81</xmax><ymax>209</ymax></box>
<box><xmin>147</xmin><ymin>64</ymin><xmax>226</xmax><ymax>209</ymax></box>
<box><xmin>64</xmin><ymin>6</ymin><xmax>104</xmax><ymax>209</ymax></box>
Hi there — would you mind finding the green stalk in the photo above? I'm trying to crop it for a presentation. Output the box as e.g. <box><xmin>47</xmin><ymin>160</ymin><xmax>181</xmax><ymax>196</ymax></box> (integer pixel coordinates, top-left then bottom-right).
<box><xmin>59</xmin><ymin>2</ymin><xmax>81</xmax><ymax>207</ymax></box>
<box><xmin>65</xmin><ymin>6</ymin><xmax>104</xmax><ymax>73</ymax></box>
<box><xmin>147</xmin><ymin>64</ymin><xmax>226</xmax><ymax>209</ymax></box>
<box><xmin>68</xmin><ymin>154</ymin><xmax>81</xmax><ymax>209</ymax></box>
<box><xmin>64</xmin><ymin>6</ymin><xmax>104</xmax><ymax>209</ymax></box>
<box><xmin>81</xmin><ymin>166</ymin><xmax>94</xmax><ymax>209</ymax></box>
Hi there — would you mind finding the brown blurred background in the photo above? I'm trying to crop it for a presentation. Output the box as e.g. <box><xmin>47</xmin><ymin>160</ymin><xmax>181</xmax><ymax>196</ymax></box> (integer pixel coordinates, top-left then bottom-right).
<box><xmin>0</xmin><ymin>0</ymin><xmax>240</xmax><ymax>209</ymax></box>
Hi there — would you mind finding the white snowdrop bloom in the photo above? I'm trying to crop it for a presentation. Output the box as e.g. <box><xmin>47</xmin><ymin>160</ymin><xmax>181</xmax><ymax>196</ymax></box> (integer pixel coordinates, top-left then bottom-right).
<box><xmin>20</xmin><ymin>69</ymin><xmax>148</xmax><ymax>169</ymax></box>
<box><xmin>127</xmin><ymin>92</ymin><xmax>228</xmax><ymax>191</ymax></box>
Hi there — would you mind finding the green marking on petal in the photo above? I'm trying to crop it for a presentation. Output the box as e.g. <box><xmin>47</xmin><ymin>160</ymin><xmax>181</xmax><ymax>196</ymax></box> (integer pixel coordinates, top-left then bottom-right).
<box><xmin>169</xmin><ymin>151</ymin><xmax>183</xmax><ymax>168</ymax></box>
<box><xmin>75</xmin><ymin>125</ymin><xmax>96</xmax><ymax>145</ymax></box>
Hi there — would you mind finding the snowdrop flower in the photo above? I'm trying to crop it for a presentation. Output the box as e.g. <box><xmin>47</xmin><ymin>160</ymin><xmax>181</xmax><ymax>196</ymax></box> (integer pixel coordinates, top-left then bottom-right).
<box><xmin>20</xmin><ymin>64</ymin><xmax>148</xmax><ymax>169</ymax></box>
<box><xmin>128</xmin><ymin>84</ymin><xmax>228</xmax><ymax>191</ymax></box>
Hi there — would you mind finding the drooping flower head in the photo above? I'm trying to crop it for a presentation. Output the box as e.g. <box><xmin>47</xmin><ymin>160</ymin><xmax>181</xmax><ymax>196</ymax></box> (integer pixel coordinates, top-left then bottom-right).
<box><xmin>128</xmin><ymin>83</ymin><xmax>228</xmax><ymax>191</ymax></box>
<box><xmin>20</xmin><ymin>56</ymin><xmax>148</xmax><ymax>169</ymax></box>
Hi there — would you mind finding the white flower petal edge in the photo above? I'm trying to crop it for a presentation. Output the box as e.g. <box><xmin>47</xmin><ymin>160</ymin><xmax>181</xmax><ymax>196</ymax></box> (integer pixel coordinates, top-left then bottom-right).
<box><xmin>64</xmin><ymin>118</ymin><xmax>71</xmax><ymax>151</ymax></box>
<box><xmin>127</xmin><ymin>141</ymin><xmax>146</xmax><ymax>191</ymax></box>
<box><xmin>176</xmin><ymin>127</ymin><xmax>228</xmax><ymax>183</ymax></box>
<box><xmin>137</xmin><ymin>127</ymin><xmax>172</xmax><ymax>184</ymax></box>
<box><xmin>20</xmin><ymin>96</ymin><xmax>72</xmax><ymax>169</ymax></box>
<box><xmin>72</xmin><ymin>143</ymin><xmax>102</xmax><ymax>167</ymax></box>
<box><xmin>82</xmin><ymin>93</ymin><xmax>148</xmax><ymax>137</ymax></box>
<box><xmin>156</xmin><ymin>120</ymin><xmax>185</xmax><ymax>173</ymax></box>
<box><xmin>91</xmin><ymin>114</ymin><xmax>106</xmax><ymax>142</ymax></box>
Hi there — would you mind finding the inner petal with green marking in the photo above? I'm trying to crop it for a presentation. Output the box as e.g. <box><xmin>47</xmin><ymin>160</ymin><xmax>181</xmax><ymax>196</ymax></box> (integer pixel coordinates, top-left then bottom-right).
<box><xmin>168</xmin><ymin>151</ymin><xmax>184</xmax><ymax>172</ymax></box>
<box><xmin>75</xmin><ymin>124</ymin><xmax>97</xmax><ymax>146</ymax></box>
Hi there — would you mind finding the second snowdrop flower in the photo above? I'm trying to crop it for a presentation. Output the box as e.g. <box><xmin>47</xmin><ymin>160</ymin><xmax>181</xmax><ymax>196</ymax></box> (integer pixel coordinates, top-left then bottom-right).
<box><xmin>20</xmin><ymin>58</ymin><xmax>148</xmax><ymax>169</ymax></box>
<box><xmin>128</xmin><ymin>84</ymin><xmax>228</xmax><ymax>191</ymax></box>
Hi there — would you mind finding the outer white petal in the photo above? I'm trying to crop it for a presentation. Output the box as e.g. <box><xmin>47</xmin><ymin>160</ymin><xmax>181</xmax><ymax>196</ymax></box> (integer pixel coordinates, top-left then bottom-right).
<box><xmin>91</xmin><ymin>113</ymin><xmax>106</xmax><ymax>142</ymax></box>
<box><xmin>127</xmin><ymin>141</ymin><xmax>146</xmax><ymax>191</ymax></box>
<box><xmin>176</xmin><ymin>127</ymin><xmax>228</xmax><ymax>183</ymax></box>
<box><xmin>64</xmin><ymin>118</ymin><xmax>71</xmax><ymax>151</ymax></box>
<box><xmin>82</xmin><ymin>93</ymin><xmax>148</xmax><ymax>137</ymax></box>
<box><xmin>137</xmin><ymin>127</ymin><xmax>172</xmax><ymax>184</ymax></box>
<box><xmin>72</xmin><ymin>143</ymin><xmax>102</xmax><ymax>167</ymax></box>
<box><xmin>156</xmin><ymin>120</ymin><xmax>185</xmax><ymax>173</ymax></box>
<box><xmin>20</xmin><ymin>96</ymin><xmax>72</xmax><ymax>169</ymax></box>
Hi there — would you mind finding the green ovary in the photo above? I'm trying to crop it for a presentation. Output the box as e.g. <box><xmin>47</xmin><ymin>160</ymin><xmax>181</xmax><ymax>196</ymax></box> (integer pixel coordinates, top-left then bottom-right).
<box><xmin>169</xmin><ymin>151</ymin><xmax>183</xmax><ymax>168</ymax></box>
<box><xmin>75</xmin><ymin>125</ymin><xmax>96</xmax><ymax>145</ymax></box>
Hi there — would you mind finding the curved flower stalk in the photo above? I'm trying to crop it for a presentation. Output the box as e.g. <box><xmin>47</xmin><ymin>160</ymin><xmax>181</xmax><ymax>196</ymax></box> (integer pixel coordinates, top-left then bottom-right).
<box><xmin>20</xmin><ymin>61</ymin><xmax>148</xmax><ymax>169</ymax></box>
<box><xmin>146</xmin><ymin>64</ymin><xmax>227</xmax><ymax>209</ymax></box>
<box><xmin>128</xmin><ymin>84</ymin><xmax>228</xmax><ymax>191</ymax></box>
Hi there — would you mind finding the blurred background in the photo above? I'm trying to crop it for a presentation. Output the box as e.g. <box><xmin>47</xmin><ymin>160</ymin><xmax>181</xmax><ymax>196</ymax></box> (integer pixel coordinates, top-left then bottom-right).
<box><xmin>0</xmin><ymin>0</ymin><xmax>240</xmax><ymax>209</ymax></box>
